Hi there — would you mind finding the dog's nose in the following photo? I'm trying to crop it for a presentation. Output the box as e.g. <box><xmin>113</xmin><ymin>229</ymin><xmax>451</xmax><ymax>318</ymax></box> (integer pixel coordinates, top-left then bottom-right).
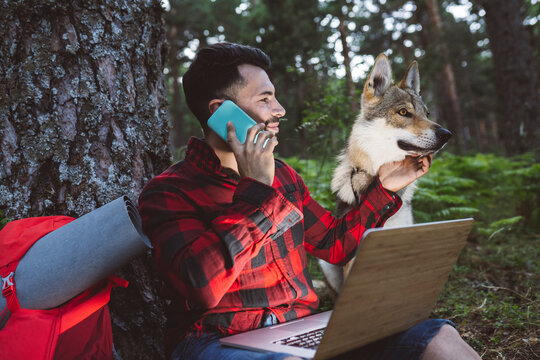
<box><xmin>436</xmin><ymin>127</ymin><xmax>453</xmax><ymax>144</ymax></box>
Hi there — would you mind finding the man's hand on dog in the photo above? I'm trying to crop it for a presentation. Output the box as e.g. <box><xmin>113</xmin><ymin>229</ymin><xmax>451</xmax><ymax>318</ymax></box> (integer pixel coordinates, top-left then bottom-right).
<box><xmin>227</xmin><ymin>122</ymin><xmax>278</xmax><ymax>186</ymax></box>
<box><xmin>378</xmin><ymin>155</ymin><xmax>433</xmax><ymax>193</ymax></box>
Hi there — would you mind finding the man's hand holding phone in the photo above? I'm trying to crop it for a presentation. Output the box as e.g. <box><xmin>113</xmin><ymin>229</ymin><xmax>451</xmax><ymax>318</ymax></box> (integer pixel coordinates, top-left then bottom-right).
<box><xmin>207</xmin><ymin>100</ymin><xmax>278</xmax><ymax>186</ymax></box>
<box><xmin>227</xmin><ymin>121</ymin><xmax>278</xmax><ymax>186</ymax></box>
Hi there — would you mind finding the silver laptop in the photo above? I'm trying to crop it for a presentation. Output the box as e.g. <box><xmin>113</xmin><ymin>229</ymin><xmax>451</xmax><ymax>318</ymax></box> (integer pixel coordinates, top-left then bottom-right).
<box><xmin>220</xmin><ymin>218</ymin><xmax>474</xmax><ymax>359</ymax></box>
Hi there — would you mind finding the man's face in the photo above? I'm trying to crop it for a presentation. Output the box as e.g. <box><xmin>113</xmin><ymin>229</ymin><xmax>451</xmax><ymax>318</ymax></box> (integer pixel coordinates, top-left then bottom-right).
<box><xmin>233</xmin><ymin>64</ymin><xmax>286</xmax><ymax>135</ymax></box>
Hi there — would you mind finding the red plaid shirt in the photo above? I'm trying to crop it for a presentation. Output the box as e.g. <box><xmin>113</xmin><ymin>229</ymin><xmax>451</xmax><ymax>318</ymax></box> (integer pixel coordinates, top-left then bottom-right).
<box><xmin>138</xmin><ymin>137</ymin><xmax>401</xmax><ymax>343</ymax></box>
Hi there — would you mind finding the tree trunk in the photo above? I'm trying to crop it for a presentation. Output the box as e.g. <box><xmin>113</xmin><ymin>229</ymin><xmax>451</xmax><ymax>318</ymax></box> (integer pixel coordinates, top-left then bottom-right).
<box><xmin>476</xmin><ymin>0</ymin><xmax>540</xmax><ymax>156</ymax></box>
<box><xmin>424</xmin><ymin>0</ymin><xmax>467</xmax><ymax>152</ymax></box>
<box><xmin>338</xmin><ymin>16</ymin><xmax>358</xmax><ymax>113</ymax></box>
<box><xmin>0</xmin><ymin>1</ymin><xmax>170</xmax><ymax>358</ymax></box>
<box><xmin>166</xmin><ymin>21</ymin><xmax>187</xmax><ymax>149</ymax></box>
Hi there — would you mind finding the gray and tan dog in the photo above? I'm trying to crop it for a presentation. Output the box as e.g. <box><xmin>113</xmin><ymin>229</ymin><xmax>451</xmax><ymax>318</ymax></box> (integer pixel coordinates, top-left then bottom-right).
<box><xmin>319</xmin><ymin>54</ymin><xmax>452</xmax><ymax>296</ymax></box>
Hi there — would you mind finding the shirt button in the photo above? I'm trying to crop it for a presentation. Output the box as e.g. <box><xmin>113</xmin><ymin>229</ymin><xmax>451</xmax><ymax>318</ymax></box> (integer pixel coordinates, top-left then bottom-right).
<box><xmin>384</xmin><ymin>204</ymin><xmax>392</xmax><ymax>211</ymax></box>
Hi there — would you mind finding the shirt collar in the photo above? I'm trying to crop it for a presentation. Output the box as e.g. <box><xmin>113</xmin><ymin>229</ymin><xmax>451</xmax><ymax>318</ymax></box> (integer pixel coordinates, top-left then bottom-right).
<box><xmin>185</xmin><ymin>137</ymin><xmax>238</xmax><ymax>179</ymax></box>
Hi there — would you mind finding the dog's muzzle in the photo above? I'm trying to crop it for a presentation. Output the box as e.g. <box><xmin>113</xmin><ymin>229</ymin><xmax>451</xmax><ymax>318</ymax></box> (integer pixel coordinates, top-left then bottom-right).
<box><xmin>397</xmin><ymin>126</ymin><xmax>453</xmax><ymax>154</ymax></box>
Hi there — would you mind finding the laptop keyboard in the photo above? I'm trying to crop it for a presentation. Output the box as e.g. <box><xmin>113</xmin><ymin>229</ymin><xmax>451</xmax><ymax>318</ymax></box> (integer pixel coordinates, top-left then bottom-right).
<box><xmin>273</xmin><ymin>328</ymin><xmax>325</xmax><ymax>350</ymax></box>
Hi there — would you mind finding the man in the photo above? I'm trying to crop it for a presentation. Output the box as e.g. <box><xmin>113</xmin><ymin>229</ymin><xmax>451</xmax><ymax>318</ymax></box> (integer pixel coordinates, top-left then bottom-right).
<box><xmin>138</xmin><ymin>42</ymin><xmax>480</xmax><ymax>360</ymax></box>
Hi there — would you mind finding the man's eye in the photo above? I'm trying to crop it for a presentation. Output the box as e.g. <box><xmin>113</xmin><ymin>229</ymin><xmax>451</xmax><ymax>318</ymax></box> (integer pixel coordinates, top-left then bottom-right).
<box><xmin>260</xmin><ymin>98</ymin><xmax>269</xmax><ymax>103</ymax></box>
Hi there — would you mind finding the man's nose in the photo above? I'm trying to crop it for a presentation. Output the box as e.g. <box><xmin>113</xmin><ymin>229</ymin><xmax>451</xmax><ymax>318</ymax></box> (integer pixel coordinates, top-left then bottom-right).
<box><xmin>273</xmin><ymin>100</ymin><xmax>286</xmax><ymax>118</ymax></box>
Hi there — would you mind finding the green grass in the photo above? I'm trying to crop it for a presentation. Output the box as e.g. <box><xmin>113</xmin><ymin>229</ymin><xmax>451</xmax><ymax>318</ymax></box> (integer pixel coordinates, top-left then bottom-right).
<box><xmin>433</xmin><ymin>232</ymin><xmax>539</xmax><ymax>359</ymax></box>
<box><xmin>285</xmin><ymin>153</ymin><xmax>540</xmax><ymax>360</ymax></box>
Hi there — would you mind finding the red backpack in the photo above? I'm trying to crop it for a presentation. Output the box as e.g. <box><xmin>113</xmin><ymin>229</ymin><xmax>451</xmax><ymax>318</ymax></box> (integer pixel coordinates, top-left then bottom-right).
<box><xmin>0</xmin><ymin>216</ymin><xmax>128</xmax><ymax>360</ymax></box>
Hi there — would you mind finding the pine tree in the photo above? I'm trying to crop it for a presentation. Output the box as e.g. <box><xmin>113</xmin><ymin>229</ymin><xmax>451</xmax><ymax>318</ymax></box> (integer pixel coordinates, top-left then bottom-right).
<box><xmin>475</xmin><ymin>0</ymin><xmax>540</xmax><ymax>155</ymax></box>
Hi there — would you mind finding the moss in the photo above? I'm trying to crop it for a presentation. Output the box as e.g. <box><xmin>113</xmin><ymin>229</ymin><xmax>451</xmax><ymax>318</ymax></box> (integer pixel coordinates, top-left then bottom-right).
<box><xmin>0</xmin><ymin>183</ymin><xmax>31</xmax><ymax>217</ymax></box>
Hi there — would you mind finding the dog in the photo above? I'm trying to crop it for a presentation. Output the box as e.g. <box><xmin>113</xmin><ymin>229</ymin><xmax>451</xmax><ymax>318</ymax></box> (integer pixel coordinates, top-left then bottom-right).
<box><xmin>318</xmin><ymin>54</ymin><xmax>452</xmax><ymax>297</ymax></box>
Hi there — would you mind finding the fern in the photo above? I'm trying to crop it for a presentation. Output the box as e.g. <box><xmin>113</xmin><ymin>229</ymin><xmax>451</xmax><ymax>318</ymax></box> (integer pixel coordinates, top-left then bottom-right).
<box><xmin>434</xmin><ymin>207</ymin><xmax>481</xmax><ymax>219</ymax></box>
<box><xmin>284</xmin><ymin>152</ymin><xmax>539</xmax><ymax>237</ymax></box>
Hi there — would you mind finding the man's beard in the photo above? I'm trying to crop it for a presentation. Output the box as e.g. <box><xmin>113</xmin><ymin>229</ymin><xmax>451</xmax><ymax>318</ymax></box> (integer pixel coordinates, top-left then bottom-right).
<box><xmin>264</xmin><ymin>117</ymin><xmax>279</xmax><ymax>127</ymax></box>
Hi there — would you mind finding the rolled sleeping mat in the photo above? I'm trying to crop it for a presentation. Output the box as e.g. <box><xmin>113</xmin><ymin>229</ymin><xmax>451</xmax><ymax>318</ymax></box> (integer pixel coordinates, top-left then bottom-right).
<box><xmin>0</xmin><ymin>196</ymin><xmax>151</xmax><ymax>319</ymax></box>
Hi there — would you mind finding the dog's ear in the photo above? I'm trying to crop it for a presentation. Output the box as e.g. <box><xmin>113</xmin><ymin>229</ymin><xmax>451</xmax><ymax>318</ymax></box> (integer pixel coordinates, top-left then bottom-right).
<box><xmin>399</xmin><ymin>61</ymin><xmax>420</xmax><ymax>94</ymax></box>
<box><xmin>364</xmin><ymin>54</ymin><xmax>392</xmax><ymax>98</ymax></box>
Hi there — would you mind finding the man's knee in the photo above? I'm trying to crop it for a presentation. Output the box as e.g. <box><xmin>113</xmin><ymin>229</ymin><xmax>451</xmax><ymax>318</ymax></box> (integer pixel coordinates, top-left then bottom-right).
<box><xmin>422</xmin><ymin>324</ymin><xmax>480</xmax><ymax>360</ymax></box>
<box><xmin>434</xmin><ymin>324</ymin><xmax>461</xmax><ymax>340</ymax></box>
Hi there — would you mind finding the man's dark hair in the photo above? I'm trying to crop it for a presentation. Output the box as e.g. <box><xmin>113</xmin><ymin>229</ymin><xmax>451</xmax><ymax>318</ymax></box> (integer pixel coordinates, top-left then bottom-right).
<box><xmin>182</xmin><ymin>42</ymin><xmax>271</xmax><ymax>131</ymax></box>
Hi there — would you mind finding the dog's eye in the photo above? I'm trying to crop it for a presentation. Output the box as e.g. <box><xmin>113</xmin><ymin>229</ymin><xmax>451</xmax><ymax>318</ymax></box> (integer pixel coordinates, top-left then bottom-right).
<box><xmin>398</xmin><ymin>108</ymin><xmax>410</xmax><ymax>117</ymax></box>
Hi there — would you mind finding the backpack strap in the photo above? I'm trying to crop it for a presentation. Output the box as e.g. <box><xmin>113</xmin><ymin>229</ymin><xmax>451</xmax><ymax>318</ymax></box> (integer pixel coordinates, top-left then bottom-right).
<box><xmin>1</xmin><ymin>262</ymin><xmax>21</xmax><ymax>316</ymax></box>
<box><xmin>59</xmin><ymin>275</ymin><xmax>129</xmax><ymax>333</ymax></box>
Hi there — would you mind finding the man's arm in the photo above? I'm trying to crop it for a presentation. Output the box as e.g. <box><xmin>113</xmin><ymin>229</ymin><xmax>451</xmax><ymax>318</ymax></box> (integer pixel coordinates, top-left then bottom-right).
<box><xmin>139</xmin><ymin>123</ymin><xmax>288</xmax><ymax>310</ymax></box>
<box><xmin>301</xmin><ymin>175</ymin><xmax>401</xmax><ymax>265</ymax></box>
<box><xmin>139</xmin><ymin>177</ymin><xmax>301</xmax><ymax>309</ymax></box>
<box><xmin>301</xmin><ymin>155</ymin><xmax>433</xmax><ymax>265</ymax></box>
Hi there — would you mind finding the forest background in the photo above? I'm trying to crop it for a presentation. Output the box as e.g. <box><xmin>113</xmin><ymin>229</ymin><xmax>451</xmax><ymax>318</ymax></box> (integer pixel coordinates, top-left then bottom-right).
<box><xmin>1</xmin><ymin>0</ymin><xmax>538</xmax><ymax>359</ymax></box>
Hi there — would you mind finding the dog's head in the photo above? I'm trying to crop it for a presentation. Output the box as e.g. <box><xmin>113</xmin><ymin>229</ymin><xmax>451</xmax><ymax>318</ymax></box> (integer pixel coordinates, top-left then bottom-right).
<box><xmin>352</xmin><ymin>54</ymin><xmax>451</xmax><ymax>165</ymax></box>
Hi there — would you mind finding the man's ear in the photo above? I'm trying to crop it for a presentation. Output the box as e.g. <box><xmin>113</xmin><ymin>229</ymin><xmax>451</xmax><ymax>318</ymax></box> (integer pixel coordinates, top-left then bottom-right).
<box><xmin>398</xmin><ymin>61</ymin><xmax>420</xmax><ymax>94</ymax></box>
<box><xmin>364</xmin><ymin>54</ymin><xmax>392</xmax><ymax>98</ymax></box>
<box><xmin>208</xmin><ymin>99</ymin><xmax>225</xmax><ymax>115</ymax></box>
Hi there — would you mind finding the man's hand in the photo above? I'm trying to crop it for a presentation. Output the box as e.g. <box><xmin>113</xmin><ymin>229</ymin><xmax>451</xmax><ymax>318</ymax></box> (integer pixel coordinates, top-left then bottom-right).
<box><xmin>378</xmin><ymin>155</ymin><xmax>433</xmax><ymax>193</ymax></box>
<box><xmin>227</xmin><ymin>122</ymin><xmax>278</xmax><ymax>186</ymax></box>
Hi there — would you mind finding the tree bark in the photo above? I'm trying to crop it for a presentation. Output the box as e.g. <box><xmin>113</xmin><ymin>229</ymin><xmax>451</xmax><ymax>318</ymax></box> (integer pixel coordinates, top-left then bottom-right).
<box><xmin>476</xmin><ymin>0</ymin><xmax>540</xmax><ymax>156</ymax></box>
<box><xmin>0</xmin><ymin>1</ymin><xmax>170</xmax><ymax>358</ymax></box>
<box><xmin>424</xmin><ymin>0</ymin><xmax>467</xmax><ymax>152</ymax></box>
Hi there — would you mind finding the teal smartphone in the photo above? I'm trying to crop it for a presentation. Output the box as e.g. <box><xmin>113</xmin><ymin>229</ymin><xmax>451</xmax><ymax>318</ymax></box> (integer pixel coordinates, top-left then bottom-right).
<box><xmin>207</xmin><ymin>100</ymin><xmax>256</xmax><ymax>144</ymax></box>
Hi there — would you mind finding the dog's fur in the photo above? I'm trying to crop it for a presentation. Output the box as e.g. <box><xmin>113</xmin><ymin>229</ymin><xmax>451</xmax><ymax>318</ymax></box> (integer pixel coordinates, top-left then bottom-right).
<box><xmin>319</xmin><ymin>54</ymin><xmax>452</xmax><ymax>296</ymax></box>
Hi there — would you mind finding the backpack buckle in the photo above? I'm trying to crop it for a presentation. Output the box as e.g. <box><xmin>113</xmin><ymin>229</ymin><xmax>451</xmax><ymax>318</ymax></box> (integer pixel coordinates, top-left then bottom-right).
<box><xmin>1</xmin><ymin>271</ymin><xmax>21</xmax><ymax>312</ymax></box>
<box><xmin>1</xmin><ymin>272</ymin><xmax>15</xmax><ymax>291</ymax></box>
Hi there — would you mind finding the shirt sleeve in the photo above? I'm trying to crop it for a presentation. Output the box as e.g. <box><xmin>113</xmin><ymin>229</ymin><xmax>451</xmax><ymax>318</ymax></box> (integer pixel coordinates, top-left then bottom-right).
<box><xmin>138</xmin><ymin>176</ymin><xmax>302</xmax><ymax>309</ymax></box>
<box><xmin>299</xmin><ymin>172</ymin><xmax>402</xmax><ymax>266</ymax></box>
